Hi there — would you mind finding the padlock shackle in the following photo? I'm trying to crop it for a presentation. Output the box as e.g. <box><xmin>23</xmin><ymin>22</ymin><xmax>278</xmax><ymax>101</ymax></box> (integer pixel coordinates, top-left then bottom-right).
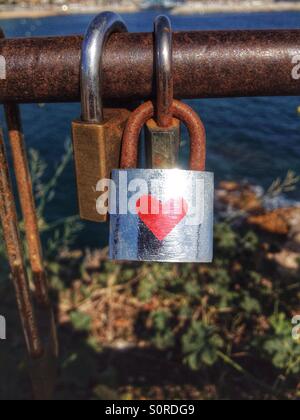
<box><xmin>121</xmin><ymin>100</ymin><xmax>206</xmax><ymax>171</ymax></box>
<box><xmin>81</xmin><ymin>12</ymin><xmax>127</xmax><ymax>124</ymax></box>
<box><xmin>154</xmin><ymin>15</ymin><xmax>173</xmax><ymax>128</ymax></box>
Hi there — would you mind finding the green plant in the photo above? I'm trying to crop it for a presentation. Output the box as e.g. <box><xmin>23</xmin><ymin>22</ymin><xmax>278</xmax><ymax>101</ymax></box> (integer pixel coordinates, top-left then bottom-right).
<box><xmin>28</xmin><ymin>140</ymin><xmax>83</xmax><ymax>259</ymax></box>
<box><xmin>182</xmin><ymin>321</ymin><xmax>223</xmax><ymax>369</ymax></box>
<box><xmin>70</xmin><ymin>310</ymin><xmax>92</xmax><ymax>333</ymax></box>
<box><xmin>121</xmin><ymin>219</ymin><xmax>300</xmax><ymax>398</ymax></box>
<box><xmin>262</xmin><ymin>313</ymin><xmax>300</xmax><ymax>374</ymax></box>
<box><xmin>149</xmin><ymin>310</ymin><xmax>175</xmax><ymax>349</ymax></box>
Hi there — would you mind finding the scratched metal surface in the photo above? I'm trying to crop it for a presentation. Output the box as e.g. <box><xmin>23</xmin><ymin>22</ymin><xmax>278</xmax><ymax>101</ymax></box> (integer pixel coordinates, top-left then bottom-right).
<box><xmin>109</xmin><ymin>169</ymin><xmax>214</xmax><ymax>262</ymax></box>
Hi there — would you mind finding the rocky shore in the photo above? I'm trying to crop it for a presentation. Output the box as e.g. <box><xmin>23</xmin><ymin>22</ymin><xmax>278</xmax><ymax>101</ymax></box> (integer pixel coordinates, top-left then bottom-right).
<box><xmin>2</xmin><ymin>1</ymin><xmax>300</xmax><ymax>20</ymax></box>
<box><xmin>217</xmin><ymin>181</ymin><xmax>300</xmax><ymax>271</ymax></box>
<box><xmin>173</xmin><ymin>1</ymin><xmax>300</xmax><ymax>15</ymax></box>
<box><xmin>0</xmin><ymin>3</ymin><xmax>138</xmax><ymax>20</ymax></box>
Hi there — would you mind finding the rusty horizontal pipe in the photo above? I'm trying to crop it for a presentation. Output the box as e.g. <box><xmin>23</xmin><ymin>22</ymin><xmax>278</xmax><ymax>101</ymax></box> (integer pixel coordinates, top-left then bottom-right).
<box><xmin>0</xmin><ymin>30</ymin><xmax>300</xmax><ymax>103</ymax></box>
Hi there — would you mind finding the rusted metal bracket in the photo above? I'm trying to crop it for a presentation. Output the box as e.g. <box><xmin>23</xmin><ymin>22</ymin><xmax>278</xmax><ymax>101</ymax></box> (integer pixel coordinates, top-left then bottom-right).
<box><xmin>0</xmin><ymin>129</ymin><xmax>56</xmax><ymax>398</ymax></box>
<box><xmin>4</xmin><ymin>104</ymin><xmax>50</xmax><ymax>306</ymax></box>
<box><xmin>0</xmin><ymin>30</ymin><xmax>300</xmax><ymax>103</ymax></box>
<box><xmin>0</xmin><ymin>129</ymin><xmax>43</xmax><ymax>358</ymax></box>
<box><xmin>3</xmin><ymin>105</ymin><xmax>59</xmax><ymax>400</ymax></box>
<box><xmin>0</xmin><ymin>28</ymin><xmax>58</xmax><ymax>400</ymax></box>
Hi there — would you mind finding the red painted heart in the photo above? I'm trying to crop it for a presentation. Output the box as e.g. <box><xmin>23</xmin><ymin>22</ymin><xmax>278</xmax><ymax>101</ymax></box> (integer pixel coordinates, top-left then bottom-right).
<box><xmin>136</xmin><ymin>195</ymin><xmax>188</xmax><ymax>241</ymax></box>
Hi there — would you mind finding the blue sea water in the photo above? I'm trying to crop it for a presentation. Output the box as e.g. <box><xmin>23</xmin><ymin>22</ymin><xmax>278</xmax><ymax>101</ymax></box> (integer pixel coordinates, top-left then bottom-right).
<box><xmin>0</xmin><ymin>11</ymin><xmax>300</xmax><ymax>247</ymax></box>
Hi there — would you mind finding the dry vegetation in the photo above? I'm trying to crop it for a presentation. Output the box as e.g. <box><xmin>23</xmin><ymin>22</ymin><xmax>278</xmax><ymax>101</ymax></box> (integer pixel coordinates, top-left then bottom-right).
<box><xmin>0</xmin><ymin>147</ymin><xmax>300</xmax><ymax>400</ymax></box>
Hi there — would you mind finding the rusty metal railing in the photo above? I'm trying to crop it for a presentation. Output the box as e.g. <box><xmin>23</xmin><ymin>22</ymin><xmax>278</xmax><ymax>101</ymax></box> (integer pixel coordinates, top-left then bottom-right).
<box><xmin>0</xmin><ymin>26</ymin><xmax>300</xmax><ymax>399</ymax></box>
<box><xmin>0</xmin><ymin>30</ymin><xmax>300</xmax><ymax>103</ymax></box>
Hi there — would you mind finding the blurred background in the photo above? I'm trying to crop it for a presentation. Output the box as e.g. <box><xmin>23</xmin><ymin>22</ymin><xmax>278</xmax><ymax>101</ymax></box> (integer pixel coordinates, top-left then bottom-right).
<box><xmin>0</xmin><ymin>0</ymin><xmax>300</xmax><ymax>400</ymax></box>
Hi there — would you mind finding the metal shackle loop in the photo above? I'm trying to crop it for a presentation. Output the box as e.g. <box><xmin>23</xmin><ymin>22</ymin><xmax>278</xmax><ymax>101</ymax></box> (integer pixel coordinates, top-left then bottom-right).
<box><xmin>154</xmin><ymin>15</ymin><xmax>173</xmax><ymax>128</ymax></box>
<box><xmin>121</xmin><ymin>100</ymin><xmax>206</xmax><ymax>171</ymax></box>
<box><xmin>81</xmin><ymin>12</ymin><xmax>127</xmax><ymax>123</ymax></box>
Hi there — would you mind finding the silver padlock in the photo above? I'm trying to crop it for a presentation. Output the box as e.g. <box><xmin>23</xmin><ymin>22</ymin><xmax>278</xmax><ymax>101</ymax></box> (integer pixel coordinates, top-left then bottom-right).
<box><xmin>109</xmin><ymin>100</ymin><xmax>214</xmax><ymax>263</ymax></box>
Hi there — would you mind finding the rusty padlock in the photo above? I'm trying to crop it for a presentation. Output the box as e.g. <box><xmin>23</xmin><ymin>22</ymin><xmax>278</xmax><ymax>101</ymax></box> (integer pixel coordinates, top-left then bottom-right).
<box><xmin>109</xmin><ymin>100</ymin><xmax>214</xmax><ymax>263</ymax></box>
<box><xmin>145</xmin><ymin>15</ymin><xmax>180</xmax><ymax>169</ymax></box>
<box><xmin>72</xmin><ymin>12</ymin><xmax>130</xmax><ymax>222</ymax></box>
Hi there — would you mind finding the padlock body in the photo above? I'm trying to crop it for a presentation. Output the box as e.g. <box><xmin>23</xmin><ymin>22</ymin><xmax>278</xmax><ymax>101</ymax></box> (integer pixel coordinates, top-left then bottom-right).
<box><xmin>72</xmin><ymin>108</ymin><xmax>130</xmax><ymax>222</ymax></box>
<box><xmin>145</xmin><ymin>118</ymin><xmax>180</xmax><ymax>169</ymax></box>
<box><xmin>109</xmin><ymin>169</ymin><xmax>214</xmax><ymax>262</ymax></box>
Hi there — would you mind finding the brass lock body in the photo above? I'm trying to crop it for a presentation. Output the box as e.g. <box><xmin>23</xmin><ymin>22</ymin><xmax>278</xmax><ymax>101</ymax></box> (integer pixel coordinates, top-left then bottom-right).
<box><xmin>72</xmin><ymin>107</ymin><xmax>130</xmax><ymax>222</ymax></box>
<box><xmin>72</xmin><ymin>13</ymin><xmax>129</xmax><ymax>222</ymax></box>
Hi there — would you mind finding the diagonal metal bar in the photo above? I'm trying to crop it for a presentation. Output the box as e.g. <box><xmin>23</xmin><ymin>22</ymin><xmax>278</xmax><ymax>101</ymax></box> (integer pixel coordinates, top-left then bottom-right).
<box><xmin>4</xmin><ymin>103</ymin><xmax>50</xmax><ymax>306</ymax></box>
<box><xmin>0</xmin><ymin>27</ymin><xmax>59</xmax><ymax>401</ymax></box>
<box><xmin>0</xmin><ymin>127</ymin><xmax>43</xmax><ymax>359</ymax></box>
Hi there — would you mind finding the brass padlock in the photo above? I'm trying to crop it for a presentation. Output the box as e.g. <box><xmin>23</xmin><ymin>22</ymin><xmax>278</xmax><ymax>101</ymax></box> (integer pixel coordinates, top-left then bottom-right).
<box><xmin>72</xmin><ymin>12</ymin><xmax>130</xmax><ymax>222</ymax></box>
